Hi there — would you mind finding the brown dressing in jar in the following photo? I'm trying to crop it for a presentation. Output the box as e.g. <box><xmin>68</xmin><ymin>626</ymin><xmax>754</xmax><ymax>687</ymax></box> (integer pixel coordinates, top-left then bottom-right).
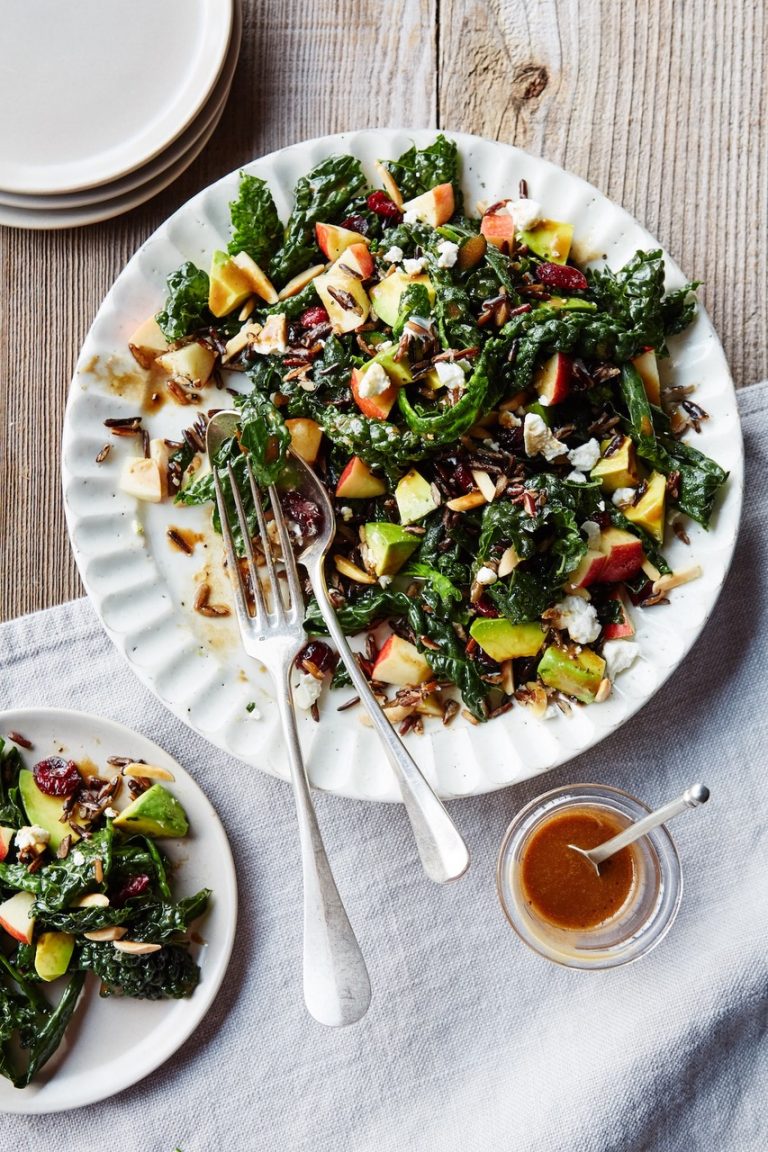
<box><xmin>520</xmin><ymin>807</ymin><xmax>636</xmax><ymax>931</ymax></box>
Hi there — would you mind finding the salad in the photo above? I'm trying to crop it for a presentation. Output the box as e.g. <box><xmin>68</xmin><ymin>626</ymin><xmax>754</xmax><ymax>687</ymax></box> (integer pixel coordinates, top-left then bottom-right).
<box><xmin>0</xmin><ymin>732</ymin><xmax>209</xmax><ymax>1088</ymax></box>
<box><xmin>118</xmin><ymin>135</ymin><xmax>728</xmax><ymax>727</ymax></box>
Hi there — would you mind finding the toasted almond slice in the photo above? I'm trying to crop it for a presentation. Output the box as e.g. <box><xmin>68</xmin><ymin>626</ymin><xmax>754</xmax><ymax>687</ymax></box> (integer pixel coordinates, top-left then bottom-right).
<box><xmin>471</xmin><ymin>469</ymin><xmax>497</xmax><ymax>503</ymax></box>
<box><xmin>223</xmin><ymin>325</ymin><xmax>256</xmax><ymax>362</ymax></box>
<box><xmin>652</xmin><ymin>565</ymin><xmax>702</xmax><ymax>595</ymax></box>
<box><xmin>641</xmin><ymin>558</ymin><xmax>662</xmax><ymax>582</ymax></box>
<box><xmin>278</xmin><ymin>263</ymin><xmax>326</xmax><ymax>300</ymax></box>
<box><xmin>523</xmin><ymin>683</ymin><xmax>548</xmax><ymax>717</ymax></box>
<box><xmin>74</xmin><ymin>893</ymin><xmax>110</xmax><ymax>908</ymax></box>
<box><xmin>446</xmin><ymin>491</ymin><xmax>487</xmax><ymax>512</ymax></box>
<box><xmin>374</xmin><ymin>161</ymin><xmax>404</xmax><ymax>209</ymax></box>
<box><xmin>238</xmin><ymin>295</ymin><xmax>257</xmax><ymax>321</ymax></box>
<box><xmin>501</xmin><ymin>660</ymin><xmax>515</xmax><ymax>696</ymax></box>
<box><xmin>382</xmin><ymin>702</ymin><xmax>416</xmax><ymax>724</ymax></box>
<box><xmin>84</xmin><ymin>926</ymin><xmax>128</xmax><ymax>942</ymax></box>
<box><xmin>414</xmin><ymin>693</ymin><xmax>445</xmax><ymax>719</ymax></box>
<box><xmin>333</xmin><ymin>555</ymin><xmax>377</xmax><ymax>584</ymax></box>
<box><xmin>497</xmin><ymin>545</ymin><xmax>521</xmax><ymax>578</ymax></box>
<box><xmin>122</xmin><ymin>762</ymin><xmax>176</xmax><ymax>781</ymax></box>
<box><xmin>594</xmin><ymin>678</ymin><xmax>613</xmax><ymax>703</ymax></box>
<box><xmin>113</xmin><ymin>940</ymin><xmax>162</xmax><ymax>955</ymax></box>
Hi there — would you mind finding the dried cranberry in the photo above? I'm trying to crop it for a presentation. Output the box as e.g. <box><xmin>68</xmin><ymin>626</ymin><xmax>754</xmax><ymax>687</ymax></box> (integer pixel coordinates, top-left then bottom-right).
<box><xmin>366</xmin><ymin>191</ymin><xmax>403</xmax><ymax>223</ymax></box>
<box><xmin>112</xmin><ymin>874</ymin><xmax>151</xmax><ymax>907</ymax></box>
<box><xmin>535</xmin><ymin>262</ymin><xmax>588</xmax><ymax>291</ymax></box>
<box><xmin>33</xmin><ymin>756</ymin><xmax>81</xmax><ymax>797</ymax></box>
<box><xmin>299</xmin><ymin>305</ymin><xmax>330</xmax><ymax>329</ymax></box>
<box><xmin>279</xmin><ymin>491</ymin><xmax>323</xmax><ymax>539</ymax></box>
<box><xmin>340</xmin><ymin>214</ymin><xmax>370</xmax><ymax>236</ymax></box>
<box><xmin>473</xmin><ymin>595</ymin><xmax>500</xmax><ymax>618</ymax></box>
<box><xmin>295</xmin><ymin>640</ymin><xmax>337</xmax><ymax>674</ymax></box>
<box><xmin>454</xmin><ymin>462</ymin><xmax>476</xmax><ymax>492</ymax></box>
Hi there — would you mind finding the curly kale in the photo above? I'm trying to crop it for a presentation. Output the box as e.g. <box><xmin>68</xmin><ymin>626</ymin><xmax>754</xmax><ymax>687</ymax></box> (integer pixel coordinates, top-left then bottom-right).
<box><xmin>380</xmin><ymin>134</ymin><xmax>463</xmax><ymax>210</ymax></box>
<box><xmin>78</xmin><ymin>941</ymin><xmax>201</xmax><ymax>1000</ymax></box>
<box><xmin>0</xmin><ymin>737</ymin><xmax>25</xmax><ymax>829</ymax></box>
<box><xmin>155</xmin><ymin>261</ymin><xmax>211</xmax><ymax>341</ymax></box>
<box><xmin>228</xmin><ymin>172</ymin><xmax>283</xmax><ymax>267</ymax></box>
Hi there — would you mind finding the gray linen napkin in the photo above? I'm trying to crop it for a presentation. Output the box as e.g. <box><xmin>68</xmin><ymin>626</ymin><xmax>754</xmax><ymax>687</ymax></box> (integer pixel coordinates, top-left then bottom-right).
<box><xmin>1</xmin><ymin>383</ymin><xmax>767</xmax><ymax>1152</ymax></box>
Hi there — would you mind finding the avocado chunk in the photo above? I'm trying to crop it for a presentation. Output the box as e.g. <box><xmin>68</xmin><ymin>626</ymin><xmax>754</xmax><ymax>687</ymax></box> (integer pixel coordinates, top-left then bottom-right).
<box><xmin>35</xmin><ymin>931</ymin><xmax>75</xmax><ymax>982</ymax></box>
<box><xmin>469</xmin><ymin>619</ymin><xmax>546</xmax><ymax>662</ymax></box>
<box><xmin>370</xmin><ymin>270</ymin><xmax>435</xmax><ymax>327</ymax></box>
<box><xmin>370</xmin><ymin>344</ymin><xmax>413</xmax><ymax>387</ymax></box>
<box><xmin>363</xmin><ymin>522</ymin><xmax>420</xmax><ymax>577</ymax></box>
<box><xmin>208</xmin><ymin>250</ymin><xmax>253</xmax><ymax>318</ymax></box>
<box><xmin>624</xmin><ymin>470</ymin><xmax>666</xmax><ymax>543</ymax></box>
<box><xmin>590</xmin><ymin>435</ymin><xmax>640</xmax><ymax>493</ymax></box>
<box><xmin>395</xmin><ymin>469</ymin><xmax>439</xmax><ymax>525</ymax></box>
<box><xmin>18</xmin><ymin>770</ymin><xmax>79</xmax><ymax>851</ymax></box>
<box><xmin>520</xmin><ymin>219</ymin><xmax>574</xmax><ymax>265</ymax></box>
<box><xmin>537</xmin><ymin>297</ymin><xmax>597</xmax><ymax>313</ymax></box>
<box><xmin>113</xmin><ymin>784</ymin><xmax>189</xmax><ymax>839</ymax></box>
<box><xmin>537</xmin><ymin>646</ymin><xmax>606</xmax><ymax>703</ymax></box>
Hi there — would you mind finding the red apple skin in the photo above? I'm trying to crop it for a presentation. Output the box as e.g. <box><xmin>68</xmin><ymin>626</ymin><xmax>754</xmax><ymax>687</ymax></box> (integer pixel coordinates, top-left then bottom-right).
<box><xmin>336</xmin><ymin>457</ymin><xmax>387</xmax><ymax>499</ymax></box>
<box><xmin>603</xmin><ymin>593</ymin><xmax>636</xmax><ymax>640</ymax></box>
<box><xmin>0</xmin><ymin>892</ymin><xmax>35</xmax><ymax>944</ymax></box>
<box><xmin>534</xmin><ymin>352</ymin><xmax>572</xmax><ymax>405</ymax></box>
<box><xmin>336</xmin><ymin>243</ymin><xmax>374</xmax><ymax>280</ymax></box>
<box><xmin>350</xmin><ymin>367</ymin><xmax>398</xmax><ymax>420</ymax></box>
<box><xmin>315</xmin><ymin>222</ymin><xmax>368</xmax><ymax>261</ymax></box>
<box><xmin>371</xmin><ymin>635</ymin><xmax>432</xmax><ymax>686</ymax></box>
<box><xmin>480</xmin><ymin>211</ymin><xmax>515</xmax><ymax>248</ymax></box>
<box><xmin>0</xmin><ymin>827</ymin><xmax>13</xmax><ymax>862</ymax></box>
<box><xmin>598</xmin><ymin>528</ymin><xmax>645</xmax><ymax>583</ymax></box>
<box><xmin>566</xmin><ymin>549</ymin><xmax>607</xmax><ymax>589</ymax></box>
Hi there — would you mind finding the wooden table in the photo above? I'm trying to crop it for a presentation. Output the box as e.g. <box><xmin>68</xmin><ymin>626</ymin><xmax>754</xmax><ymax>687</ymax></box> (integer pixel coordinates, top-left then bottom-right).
<box><xmin>1</xmin><ymin>0</ymin><xmax>765</xmax><ymax>622</ymax></box>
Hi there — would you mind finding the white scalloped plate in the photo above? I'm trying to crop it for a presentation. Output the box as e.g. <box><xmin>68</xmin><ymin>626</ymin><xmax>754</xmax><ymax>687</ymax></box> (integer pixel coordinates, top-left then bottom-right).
<box><xmin>0</xmin><ymin>709</ymin><xmax>237</xmax><ymax>1114</ymax></box>
<box><xmin>62</xmin><ymin>130</ymin><xmax>743</xmax><ymax>803</ymax></box>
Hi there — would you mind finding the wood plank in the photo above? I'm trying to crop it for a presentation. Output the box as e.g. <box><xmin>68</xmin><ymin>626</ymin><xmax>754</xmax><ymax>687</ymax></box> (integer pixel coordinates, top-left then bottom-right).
<box><xmin>0</xmin><ymin>0</ymin><xmax>435</xmax><ymax>622</ymax></box>
<box><xmin>438</xmin><ymin>0</ymin><xmax>767</xmax><ymax>392</ymax></box>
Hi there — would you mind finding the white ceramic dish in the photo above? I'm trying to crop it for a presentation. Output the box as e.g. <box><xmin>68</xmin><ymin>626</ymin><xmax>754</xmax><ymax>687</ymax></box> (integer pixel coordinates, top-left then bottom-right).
<box><xmin>0</xmin><ymin>708</ymin><xmax>237</xmax><ymax>1114</ymax></box>
<box><xmin>0</xmin><ymin>0</ymin><xmax>242</xmax><ymax>214</ymax></box>
<box><xmin>62</xmin><ymin>130</ymin><xmax>743</xmax><ymax>803</ymax></box>
<box><xmin>0</xmin><ymin>0</ymin><xmax>233</xmax><ymax>196</ymax></box>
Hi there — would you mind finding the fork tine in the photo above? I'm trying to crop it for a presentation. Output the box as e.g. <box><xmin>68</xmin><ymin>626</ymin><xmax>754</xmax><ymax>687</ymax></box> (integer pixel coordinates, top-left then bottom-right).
<box><xmin>246</xmin><ymin>459</ymin><xmax>285</xmax><ymax>619</ymax></box>
<box><xmin>213</xmin><ymin>466</ymin><xmax>259</xmax><ymax>633</ymax></box>
<box><xmin>225</xmin><ymin>462</ymin><xmax>268</xmax><ymax>624</ymax></box>
<box><xmin>268</xmin><ymin>485</ymin><xmax>305</xmax><ymax>619</ymax></box>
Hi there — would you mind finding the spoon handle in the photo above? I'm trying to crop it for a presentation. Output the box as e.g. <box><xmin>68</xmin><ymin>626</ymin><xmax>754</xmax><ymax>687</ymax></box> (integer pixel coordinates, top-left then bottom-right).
<box><xmin>589</xmin><ymin>783</ymin><xmax>710</xmax><ymax>865</ymax></box>
<box><xmin>309</xmin><ymin>563</ymin><xmax>470</xmax><ymax>884</ymax></box>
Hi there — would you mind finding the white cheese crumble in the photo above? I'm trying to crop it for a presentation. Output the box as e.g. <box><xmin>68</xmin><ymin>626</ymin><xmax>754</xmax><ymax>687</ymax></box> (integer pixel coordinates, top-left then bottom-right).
<box><xmin>15</xmin><ymin>825</ymin><xmax>50</xmax><ymax>851</ymax></box>
<box><xmin>293</xmin><ymin>672</ymin><xmax>324</xmax><ymax>710</ymax></box>
<box><xmin>523</xmin><ymin>413</ymin><xmax>567</xmax><ymax>461</ymax></box>
<box><xmin>550</xmin><ymin>595</ymin><xmax>601</xmax><ymax>644</ymax></box>
<box><xmin>612</xmin><ymin>487</ymin><xmax>636</xmax><ymax>507</ymax></box>
<box><xmin>505</xmin><ymin>198</ymin><xmax>543</xmax><ymax>230</ymax></box>
<box><xmin>72</xmin><ymin>850</ymin><xmax>86</xmax><ymax>867</ymax></box>
<box><xmin>580</xmin><ymin>520</ymin><xmax>601</xmax><ymax>549</ymax></box>
<box><xmin>402</xmin><ymin>257</ymin><xmax>426</xmax><ymax>276</ymax></box>
<box><xmin>567</xmin><ymin>470</ymin><xmax>587</xmax><ymax>484</ymax></box>
<box><xmin>339</xmin><ymin>506</ymin><xmax>353</xmax><ymax>523</ymax></box>
<box><xmin>378</xmin><ymin>575</ymin><xmax>393</xmax><ymax>588</ymax></box>
<box><xmin>383</xmin><ymin>246</ymin><xmax>404</xmax><ymax>264</ymax></box>
<box><xmin>357</xmin><ymin>361</ymin><xmax>390</xmax><ymax>398</ymax></box>
<box><xmin>603</xmin><ymin>639</ymin><xmax>640</xmax><ymax>680</ymax></box>
<box><xmin>499</xmin><ymin>409</ymin><xmax>521</xmax><ymax>429</ymax></box>
<box><xmin>436</xmin><ymin>239</ymin><xmax>459</xmax><ymax>268</ymax></box>
<box><xmin>434</xmin><ymin>360</ymin><xmax>466</xmax><ymax>391</ymax></box>
<box><xmin>103</xmin><ymin>807</ymin><xmax>119</xmax><ymax>820</ymax></box>
<box><xmin>568</xmin><ymin>438</ymin><xmax>601</xmax><ymax>472</ymax></box>
<box><xmin>475</xmin><ymin>566</ymin><xmax>498</xmax><ymax>586</ymax></box>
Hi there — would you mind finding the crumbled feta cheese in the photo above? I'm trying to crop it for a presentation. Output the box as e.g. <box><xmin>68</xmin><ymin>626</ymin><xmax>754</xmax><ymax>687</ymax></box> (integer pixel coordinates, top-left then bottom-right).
<box><xmin>434</xmin><ymin>360</ymin><xmax>466</xmax><ymax>391</ymax></box>
<box><xmin>523</xmin><ymin>413</ymin><xmax>567</xmax><ymax>461</ymax></box>
<box><xmin>403</xmin><ymin>209</ymin><xmax>419</xmax><ymax>224</ymax></box>
<box><xmin>293</xmin><ymin>673</ymin><xmax>324</xmax><ymax>710</ymax></box>
<box><xmin>550</xmin><ymin>595</ymin><xmax>601</xmax><ymax>644</ymax></box>
<box><xmin>103</xmin><ymin>807</ymin><xmax>119</xmax><ymax>820</ymax></box>
<box><xmin>581</xmin><ymin>520</ymin><xmax>601</xmax><ymax>549</ymax></box>
<box><xmin>357</xmin><ymin>361</ymin><xmax>390</xmax><ymax>398</ymax></box>
<box><xmin>567</xmin><ymin>470</ymin><xmax>587</xmax><ymax>484</ymax></box>
<box><xmin>72</xmin><ymin>850</ymin><xmax>86</xmax><ymax>867</ymax></box>
<box><xmin>499</xmin><ymin>410</ymin><xmax>521</xmax><ymax>429</ymax></box>
<box><xmin>603</xmin><ymin>639</ymin><xmax>640</xmax><ymax>680</ymax></box>
<box><xmin>339</xmin><ymin>506</ymin><xmax>353</xmax><ymax>523</ymax></box>
<box><xmin>612</xmin><ymin>487</ymin><xmax>636</xmax><ymax>507</ymax></box>
<box><xmin>598</xmin><ymin>500</ymin><xmax>606</xmax><ymax>511</ymax></box>
<box><xmin>383</xmin><ymin>246</ymin><xmax>404</xmax><ymax>264</ymax></box>
<box><xmin>436</xmin><ymin>239</ymin><xmax>459</xmax><ymax>268</ymax></box>
<box><xmin>403</xmin><ymin>257</ymin><xmax>426</xmax><ymax>276</ymax></box>
<box><xmin>475</xmin><ymin>566</ymin><xmax>498</xmax><ymax>586</ymax></box>
<box><xmin>15</xmin><ymin>825</ymin><xmax>50</xmax><ymax>852</ymax></box>
<box><xmin>378</xmin><ymin>575</ymin><xmax>393</xmax><ymax>588</ymax></box>
<box><xmin>505</xmin><ymin>198</ymin><xmax>543</xmax><ymax>230</ymax></box>
<box><xmin>568</xmin><ymin>438</ymin><xmax>601</xmax><ymax>472</ymax></box>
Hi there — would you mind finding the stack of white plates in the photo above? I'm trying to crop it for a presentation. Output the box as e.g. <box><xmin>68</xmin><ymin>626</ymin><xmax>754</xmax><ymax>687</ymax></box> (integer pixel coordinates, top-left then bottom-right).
<box><xmin>0</xmin><ymin>0</ymin><xmax>240</xmax><ymax>230</ymax></box>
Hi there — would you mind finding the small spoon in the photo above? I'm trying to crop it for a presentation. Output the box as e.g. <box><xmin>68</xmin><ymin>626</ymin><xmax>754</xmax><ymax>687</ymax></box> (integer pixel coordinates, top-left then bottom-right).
<box><xmin>568</xmin><ymin>783</ymin><xmax>710</xmax><ymax>874</ymax></box>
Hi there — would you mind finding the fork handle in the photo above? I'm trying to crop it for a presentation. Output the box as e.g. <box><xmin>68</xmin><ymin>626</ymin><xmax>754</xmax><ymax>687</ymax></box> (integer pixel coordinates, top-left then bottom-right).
<box><xmin>309</xmin><ymin>568</ymin><xmax>470</xmax><ymax>884</ymax></box>
<box><xmin>276</xmin><ymin>671</ymin><xmax>371</xmax><ymax>1027</ymax></box>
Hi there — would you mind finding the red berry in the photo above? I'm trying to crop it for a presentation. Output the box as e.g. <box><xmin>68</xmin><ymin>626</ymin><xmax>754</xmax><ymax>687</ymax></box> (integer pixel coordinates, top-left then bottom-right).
<box><xmin>339</xmin><ymin>214</ymin><xmax>370</xmax><ymax>236</ymax></box>
<box><xmin>33</xmin><ymin>756</ymin><xmax>82</xmax><ymax>797</ymax></box>
<box><xmin>112</xmin><ymin>874</ymin><xmax>151</xmax><ymax>906</ymax></box>
<box><xmin>535</xmin><ymin>262</ymin><xmax>588</xmax><ymax>291</ymax></box>
<box><xmin>295</xmin><ymin>640</ymin><xmax>337</xmax><ymax>674</ymax></box>
<box><xmin>473</xmin><ymin>595</ymin><xmax>500</xmax><ymax>618</ymax></box>
<box><xmin>366</xmin><ymin>191</ymin><xmax>403</xmax><ymax>222</ymax></box>
<box><xmin>299</xmin><ymin>305</ymin><xmax>329</xmax><ymax>329</ymax></box>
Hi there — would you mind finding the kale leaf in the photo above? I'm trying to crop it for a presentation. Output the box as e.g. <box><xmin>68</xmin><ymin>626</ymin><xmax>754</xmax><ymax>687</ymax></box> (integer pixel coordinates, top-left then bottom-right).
<box><xmin>228</xmin><ymin>172</ymin><xmax>283</xmax><ymax>267</ymax></box>
<box><xmin>381</xmin><ymin>135</ymin><xmax>463</xmax><ymax>210</ymax></box>
<box><xmin>78</xmin><ymin>941</ymin><xmax>200</xmax><ymax>1000</ymax></box>
<box><xmin>0</xmin><ymin>738</ymin><xmax>25</xmax><ymax>829</ymax></box>
<box><xmin>155</xmin><ymin>261</ymin><xmax>211</xmax><ymax>341</ymax></box>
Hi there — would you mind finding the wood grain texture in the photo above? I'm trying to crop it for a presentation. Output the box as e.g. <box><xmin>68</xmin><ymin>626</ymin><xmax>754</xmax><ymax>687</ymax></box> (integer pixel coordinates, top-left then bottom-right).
<box><xmin>1</xmin><ymin>0</ymin><xmax>765</xmax><ymax>623</ymax></box>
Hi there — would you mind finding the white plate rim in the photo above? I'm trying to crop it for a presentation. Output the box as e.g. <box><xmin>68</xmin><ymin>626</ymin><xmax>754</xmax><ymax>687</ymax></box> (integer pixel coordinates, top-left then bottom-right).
<box><xmin>0</xmin><ymin>706</ymin><xmax>238</xmax><ymax>1114</ymax></box>
<box><xmin>61</xmin><ymin>128</ymin><xmax>744</xmax><ymax>803</ymax></box>
<box><xmin>0</xmin><ymin>0</ymin><xmax>233</xmax><ymax>195</ymax></box>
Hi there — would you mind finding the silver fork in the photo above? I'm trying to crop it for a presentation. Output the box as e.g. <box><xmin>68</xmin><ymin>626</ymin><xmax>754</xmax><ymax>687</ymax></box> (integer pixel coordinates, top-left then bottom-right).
<box><xmin>212</xmin><ymin>453</ymin><xmax>371</xmax><ymax>1028</ymax></box>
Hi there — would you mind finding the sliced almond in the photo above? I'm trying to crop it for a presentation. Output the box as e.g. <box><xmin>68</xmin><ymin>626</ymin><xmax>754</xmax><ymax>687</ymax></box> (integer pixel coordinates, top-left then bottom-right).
<box><xmin>471</xmin><ymin>469</ymin><xmax>497</xmax><ymax>503</ymax></box>
<box><xmin>238</xmin><ymin>295</ymin><xmax>257</xmax><ymax>321</ymax></box>
<box><xmin>594</xmin><ymin>678</ymin><xmax>613</xmax><ymax>703</ymax></box>
<box><xmin>278</xmin><ymin>263</ymin><xmax>326</xmax><ymax>300</ymax></box>
<box><xmin>113</xmin><ymin>940</ymin><xmax>162</xmax><ymax>955</ymax></box>
<box><xmin>84</xmin><ymin>926</ymin><xmax>128</xmax><ymax>942</ymax></box>
<box><xmin>415</xmin><ymin>693</ymin><xmax>445</xmax><ymax>719</ymax></box>
<box><xmin>122</xmin><ymin>762</ymin><xmax>176</xmax><ymax>781</ymax></box>
<box><xmin>333</xmin><ymin>555</ymin><xmax>376</xmax><ymax>584</ymax></box>
<box><xmin>501</xmin><ymin>660</ymin><xmax>515</xmax><ymax>696</ymax></box>
<box><xmin>497</xmin><ymin>545</ymin><xmax>521</xmax><ymax>578</ymax></box>
<box><xmin>374</xmin><ymin>160</ymin><xmax>404</xmax><ymax>209</ymax></box>
<box><xmin>382</xmin><ymin>702</ymin><xmax>416</xmax><ymax>724</ymax></box>
<box><xmin>652</xmin><ymin>565</ymin><xmax>702</xmax><ymax>595</ymax></box>
<box><xmin>641</xmin><ymin>558</ymin><xmax>662</xmax><ymax>582</ymax></box>
<box><xmin>446</xmin><ymin>491</ymin><xmax>487</xmax><ymax>512</ymax></box>
<box><xmin>523</xmin><ymin>684</ymin><xmax>548</xmax><ymax>717</ymax></box>
<box><xmin>74</xmin><ymin>893</ymin><xmax>110</xmax><ymax>908</ymax></box>
<box><xmin>223</xmin><ymin>322</ymin><xmax>261</xmax><ymax>362</ymax></box>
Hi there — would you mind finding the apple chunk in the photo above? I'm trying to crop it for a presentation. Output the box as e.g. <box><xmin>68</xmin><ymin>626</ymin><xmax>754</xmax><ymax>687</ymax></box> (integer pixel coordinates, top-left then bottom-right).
<box><xmin>598</xmin><ymin>528</ymin><xmax>645</xmax><ymax>583</ymax></box>
<box><xmin>565</xmin><ymin>549</ymin><xmax>607</xmax><ymax>590</ymax></box>
<box><xmin>336</xmin><ymin>457</ymin><xmax>387</xmax><ymax>499</ymax></box>
<box><xmin>314</xmin><ymin>270</ymin><xmax>370</xmax><ymax>334</ymax></box>
<box><xmin>315</xmin><ymin>222</ymin><xmax>369</xmax><ymax>262</ymax></box>
<box><xmin>0</xmin><ymin>826</ymin><xmax>14</xmax><ymax>861</ymax></box>
<box><xmin>285</xmin><ymin>418</ymin><xmax>323</xmax><ymax>464</ymax></box>
<box><xmin>128</xmin><ymin>315</ymin><xmax>169</xmax><ymax>368</ymax></box>
<box><xmin>402</xmin><ymin>182</ymin><xmax>455</xmax><ymax>227</ymax></box>
<box><xmin>603</xmin><ymin>590</ymin><xmax>636</xmax><ymax>640</ymax></box>
<box><xmin>632</xmin><ymin>349</ymin><xmax>661</xmax><ymax>406</ymax></box>
<box><xmin>350</xmin><ymin>364</ymin><xmax>399</xmax><ymax>420</ymax></box>
<box><xmin>0</xmin><ymin>890</ymin><xmax>36</xmax><ymax>944</ymax></box>
<box><xmin>533</xmin><ymin>352</ymin><xmax>572</xmax><ymax>406</ymax></box>
<box><xmin>231</xmin><ymin>251</ymin><xmax>279</xmax><ymax>305</ymax></box>
<box><xmin>372</xmin><ymin>635</ymin><xmax>432</xmax><ymax>686</ymax></box>
<box><xmin>480</xmin><ymin>211</ymin><xmax>516</xmax><ymax>249</ymax></box>
<box><xmin>334</xmin><ymin>242</ymin><xmax>374</xmax><ymax>280</ymax></box>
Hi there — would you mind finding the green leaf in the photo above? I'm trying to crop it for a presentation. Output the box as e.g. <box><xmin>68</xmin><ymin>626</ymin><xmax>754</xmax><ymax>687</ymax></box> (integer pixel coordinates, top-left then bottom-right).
<box><xmin>18</xmin><ymin>972</ymin><xmax>85</xmax><ymax>1088</ymax></box>
<box><xmin>227</xmin><ymin>172</ymin><xmax>282</xmax><ymax>267</ymax></box>
<box><xmin>0</xmin><ymin>737</ymin><xmax>26</xmax><ymax>829</ymax></box>
<box><xmin>393</xmin><ymin>282</ymin><xmax>432</xmax><ymax>339</ymax></box>
<box><xmin>155</xmin><ymin>261</ymin><xmax>211</xmax><ymax>341</ymax></box>
<box><xmin>381</xmin><ymin>135</ymin><xmax>462</xmax><ymax>209</ymax></box>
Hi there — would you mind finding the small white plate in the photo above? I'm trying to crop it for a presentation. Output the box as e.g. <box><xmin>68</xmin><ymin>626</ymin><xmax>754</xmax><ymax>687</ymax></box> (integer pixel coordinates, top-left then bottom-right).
<box><xmin>0</xmin><ymin>708</ymin><xmax>237</xmax><ymax>1114</ymax></box>
<box><xmin>0</xmin><ymin>0</ymin><xmax>233</xmax><ymax>196</ymax></box>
